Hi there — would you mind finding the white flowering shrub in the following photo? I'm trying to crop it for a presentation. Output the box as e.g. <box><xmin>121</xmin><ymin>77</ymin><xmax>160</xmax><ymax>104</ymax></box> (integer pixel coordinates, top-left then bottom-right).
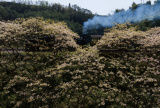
<box><xmin>0</xmin><ymin>17</ymin><xmax>79</xmax><ymax>51</ymax></box>
<box><xmin>45</xmin><ymin>47</ymin><xmax>159</xmax><ymax>107</ymax></box>
<box><xmin>97</xmin><ymin>23</ymin><xmax>160</xmax><ymax>51</ymax></box>
<box><xmin>0</xmin><ymin>18</ymin><xmax>79</xmax><ymax>107</ymax></box>
<box><xmin>0</xmin><ymin>22</ymin><xmax>160</xmax><ymax>107</ymax></box>
<box><xmin>97</xmin><ymin>24</ymin><xmax>145</xmax><ymax>51</ymax></box>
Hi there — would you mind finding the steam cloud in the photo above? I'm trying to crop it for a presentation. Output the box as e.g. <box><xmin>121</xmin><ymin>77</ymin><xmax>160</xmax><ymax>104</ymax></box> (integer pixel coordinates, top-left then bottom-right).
<box><xmin>83</xmin><ymin>3</ymin><xmax>160</xmax><ymax>33</ymax></box>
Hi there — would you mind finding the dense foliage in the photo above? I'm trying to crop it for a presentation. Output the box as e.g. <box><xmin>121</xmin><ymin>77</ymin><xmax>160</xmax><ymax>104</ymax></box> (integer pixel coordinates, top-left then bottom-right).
<box><xmin>0</xmin><ymin>18</ymin><xmax>79</xmax><ymax>107</ymax></box>
<box><xmin>97</xmin><ymin>23</ymin><xmax>160</xmax><ymax>51</ymax></box>
<box><xmin>0</xmin><ymin>19</ymin><xmax>160</xmax><ymax>107</ymax></box>
<box><xmin>0</xmin><ymin>18</ymin><xmax>79</xmax><ymax>51</ymax></box>
<box><xmin>0</xmin><ymin>0</ymin><xmax>94</xmax><ymax>36</ymax></box>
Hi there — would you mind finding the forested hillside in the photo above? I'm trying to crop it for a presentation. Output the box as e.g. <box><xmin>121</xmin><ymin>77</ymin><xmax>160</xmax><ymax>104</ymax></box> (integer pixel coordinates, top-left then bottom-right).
<box><xmin>0</xmin><ymin>1</ymin><xmax>94</xmax><ymax>36</ymax></box>
<box><xmin>1</xmin><ymin>0</ymin><xmax>160</xmax><ymax>36</ymax></box>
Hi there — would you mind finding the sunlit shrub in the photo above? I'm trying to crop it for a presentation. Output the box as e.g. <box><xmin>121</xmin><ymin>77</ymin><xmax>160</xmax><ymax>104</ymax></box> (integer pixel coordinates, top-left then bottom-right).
<box><xmin>0</xmin><ymin>22</ymin><xmax>160</xmax><ymax>107</ymax></box>
<box><xmin>50</xmin><ymin>46</ymin><xmax>160</xmax><ymax>107</ymax></box>
<box><xmin>97</xmin><ymin>23</ymin><xmax>160</xmax><ymax>51</ymax></box>
<box><xmin>0</xmin><ymin>17</ymin><xmax>79</xmax><ymax>51</ymax></box>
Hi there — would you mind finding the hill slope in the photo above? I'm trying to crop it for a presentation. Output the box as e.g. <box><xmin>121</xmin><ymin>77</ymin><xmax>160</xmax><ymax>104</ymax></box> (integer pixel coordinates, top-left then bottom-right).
<box><xmin>0</xmin><ymin>1</ymin><xmax>94</xmax><ymax>36</ymax></box>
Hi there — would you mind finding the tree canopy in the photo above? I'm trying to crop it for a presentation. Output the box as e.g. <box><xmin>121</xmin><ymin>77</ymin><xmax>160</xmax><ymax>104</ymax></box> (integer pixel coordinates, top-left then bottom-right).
<box><xmin>0</xmin><ymin>18</ymin><xmax>79</xmax><ymax>51</ymax></box>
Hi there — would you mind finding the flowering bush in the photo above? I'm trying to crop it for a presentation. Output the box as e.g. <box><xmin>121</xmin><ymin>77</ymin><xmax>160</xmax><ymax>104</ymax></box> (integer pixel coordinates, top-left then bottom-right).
<box><xmin>44</xmin><ymin>47</ymin><xmax>159</xmax><ymax>107</ymax></box>
<box><xmin>0</xmin><ymin>18</ymin><xmax>79</xmax><ymax>107</ymax></box>
<box><xmin>0</xmin><ymin>17</ymin><xmax>79</xmax><ymax>51</ymax></box>
<box><xmin>97</xmin><ymin>24</ymin><xmax>146</xmax><ymax>51</ymax></box>
<box><xmin>97</xmin><ymin>23</ymin><xmax>160</xmax><ymax>51</ymax></box>
<box><xmin>0</xmin><ymin>22</ymin><xmax>160</xmax><ymax>107</ymax></box>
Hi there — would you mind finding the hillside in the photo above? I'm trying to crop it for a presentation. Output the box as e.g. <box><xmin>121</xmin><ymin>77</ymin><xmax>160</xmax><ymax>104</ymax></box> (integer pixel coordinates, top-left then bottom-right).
<box><xmin>0</xmin><ymin>1</ymin><xmax>94</xmax><ymax>36</ymax></box>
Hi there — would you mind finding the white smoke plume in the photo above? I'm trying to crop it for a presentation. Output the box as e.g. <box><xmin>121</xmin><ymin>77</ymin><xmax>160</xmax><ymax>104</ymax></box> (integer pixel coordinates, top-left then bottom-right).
<box><xmin>83</xmin><ymin>3</ymin><xmax>160</xmax><ymax>33</ymax></box>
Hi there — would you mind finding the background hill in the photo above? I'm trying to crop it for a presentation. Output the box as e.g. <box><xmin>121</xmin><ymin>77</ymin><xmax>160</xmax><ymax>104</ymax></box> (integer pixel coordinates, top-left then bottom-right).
<box><xmin>1</xmin><ymin>0</ymin><xmax>160</xmax><ymax>37</ymax></box>
<box><xmin>0</xmin><ymin>1</ymin><xmax>94</xmax><ymax>36</ymax></box>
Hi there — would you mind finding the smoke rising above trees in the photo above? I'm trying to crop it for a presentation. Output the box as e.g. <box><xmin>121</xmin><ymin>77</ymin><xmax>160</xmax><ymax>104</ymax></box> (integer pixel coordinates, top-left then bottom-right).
<box><xmin>83</xmin><ymin>1</ymin><xmax>160</xmax><ymax>33</ymax></box>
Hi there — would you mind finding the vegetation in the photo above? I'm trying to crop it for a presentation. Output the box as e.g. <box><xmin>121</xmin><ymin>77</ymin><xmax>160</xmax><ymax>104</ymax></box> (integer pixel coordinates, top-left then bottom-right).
<box><xmin>0</xmin><ymin>0</ymin><xmax>160</xmax><ymax>107</ymax></box>
<box><xmin>0</xmin><ymin>0</ymin><xmax>160</xmax><ymax>36</ymax></box>
<box><xmin>0</xmin><ymin>18</ymin><xmax>160</xmax><ymax>107</ymax></box>
<box><xmin>0</xmin><ymin>0</ymin><xmax>94</xmax><ymax>36</ymax></box>
<box><xmin>0</xmin><ymin>18</ymin><xmax>79</xmax><ymax>51</ymax></box>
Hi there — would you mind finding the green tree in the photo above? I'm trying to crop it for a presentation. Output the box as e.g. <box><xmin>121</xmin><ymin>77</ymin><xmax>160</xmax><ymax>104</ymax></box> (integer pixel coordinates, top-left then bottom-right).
<box><xmin>130</xmin><ymin>2</ymin><xmax>138</xmax><ymax>10</ymax></box>
<box><xmin>0</xmin><ymin>5</ymin><xmax>7</xmax><ymax>20</ymax></box>
<box><xmin>146</xmin><ymin>0</ymin><xmax>151</xmax><ymax>5</ymax></box>
<box><xmin>114</xmin><ymin>9</ymin><xmax>125</xmax><ymax>13</ymax></box>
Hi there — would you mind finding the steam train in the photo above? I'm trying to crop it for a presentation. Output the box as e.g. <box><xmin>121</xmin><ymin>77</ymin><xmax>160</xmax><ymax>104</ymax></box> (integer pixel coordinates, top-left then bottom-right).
<box><xmin>76</xmin><ymin>34</ymin><xmax>91</xmax><ymax>45</ymax></box>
